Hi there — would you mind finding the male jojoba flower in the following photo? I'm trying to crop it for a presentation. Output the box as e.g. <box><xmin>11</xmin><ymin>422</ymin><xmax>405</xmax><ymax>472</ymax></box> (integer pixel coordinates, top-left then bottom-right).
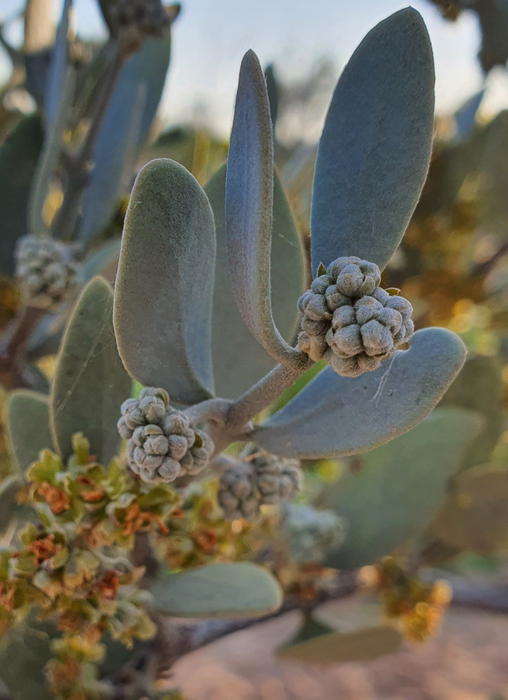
<box><xmin>297</xmin><ymin>256</ymin><xmax>414</xmax><ymax>377</ymax></box>
<box><xmin>15</xmin><ymin>235</ymin><xmax>81</xmax><ymax>311</ymax></box>
<box><xmin>118</xmin><ymin>387</ymin><xmax>214</xmax><ymax>483</ymax></box>
<box><xmin>218</xmin><ymin>448</ymin><xmax>302</xmax><ymax>521</ymax></box>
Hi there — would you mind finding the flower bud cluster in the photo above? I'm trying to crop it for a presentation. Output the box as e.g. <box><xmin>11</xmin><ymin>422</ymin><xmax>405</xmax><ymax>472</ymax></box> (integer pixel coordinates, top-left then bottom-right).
<box><xmin>218</xmin><ymin>448</ymin><xmax>302</xmax><ymax>521</ymax></box>
<box><xmin>281</xmin><ymin>504</ymin><xmax>345</xmax><ymax>564</ymax></box>
<box><xmin>297</xmin><ymin>256</ymin><xmax>414</xmax><ymax>377</ymax></box>
<box><xmin>118</xmin><ymin>388</ymin><xmax>214</xmax><ymax>484</ymax></box>
<box><xmin>101</xmin><ymin>0</ymin><xmax>171</xmax><ymax>54</ymax></box>
<box><xmin>15</xmin><ymin>235</ymin><xmax>81</xmax><ymax>311</ymax></box>
<box><xmin>359</xmin><ymin>556</ymin><xmax>452</xmax><ymax>642</ymax></box>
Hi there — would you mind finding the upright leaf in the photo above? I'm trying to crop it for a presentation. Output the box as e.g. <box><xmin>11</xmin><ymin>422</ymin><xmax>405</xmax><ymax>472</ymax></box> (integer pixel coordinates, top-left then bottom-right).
<box><xmin>50</xmin><ymin>277</ymin><xmax>131</xmax><ymax>463</ymax></box>
<box><xmin>206</xmin><ymin>164</ymin><xmax>305</xmax><ymax>399</ymax></box>
<box><xmin>79</xmin><ymin>33</ymin><xmax>172</xmax><ymax>243</ymax></box>
<box><xmin>310</xmin><ymin>8</ymin><xmax>435</xmax><ymax>273</ymax></box>
<box><xmin>255</xmin><ymin>328</ymin><xmax>467</xmax><ymax>459</ymax></box>
<box><xmin>225</xmin><ymin>50</ymin><xmax>297</xmax><ymax>364</ymax></box>
<box><xmin>150</xmin><ymin>562</ymin><xmax>283</xmax><ymax>618</ymax></box>
<box><xmin>0</xmin><ymin>116</ymin><xmax>43</xmax><ymax>275</ymax></box>
<box><xmin>321</xmin><ymin>408</ymin><xmax>482</xmax><ymax>570</ymax></box>
<box><xmin>114</xmin><ymin>159</ymin><xmax>216</xmax><ymax>405</ymax></box>
<box><xmin>44</xmin><ymin>0</ymin><xmax>72</xmax><ymax>127</ymax></box>
<box><xmin>7</xmin><ymin>391</ymin><xmax>52</xmax><ymax>475</ymax></box>
<box><xmin>29</xmin><ymin>65</ymin><xmax>76</xmax><ymax>237</ymax></box>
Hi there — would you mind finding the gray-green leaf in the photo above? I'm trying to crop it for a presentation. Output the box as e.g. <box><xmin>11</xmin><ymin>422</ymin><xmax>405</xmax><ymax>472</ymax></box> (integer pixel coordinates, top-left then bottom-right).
<box><xmin>277</xmin><ymin>623</ymin><xmax>403</xmax><ymax>663</ymax></box>
<box><xmin>7</xmin><ymin>390</ymin><xmax>52</xmax><ymax>475</ymax></box>
<box><xmin>50</xmin><ymin>276</ymin><xmax>131</xmax><ymax>463</ymax></box>
<box><xmin>321</xmin><ymin>408</ymin><xmax>482</xmax><ymax>570</ymax></box>
<box><xmin>254</xmin><ymin>328</ymin><xmax>467</xmax><ymax>459</ymax></box>
<box><xmin>0</xmin><ymin>116</ymin><xmax>43</xmax><ymax>275</ymax></box>
<box><xmin>79</xmin><ymin>33</ymin><xmax>172</xmax><ymax>243</ymax></box>
<box><xmin>206</xmin><ymin>164</ymin><xmax>305</xmax><ymax>399</ymax></box>
<box><xmin>114</xmin><ymin>159</ymin><xmax>216</xmax><ymax>405</ymax></box>
<box><xmin>225</xmin><ymin>50</ymin><xmax>299</xmax><ymax>364</ymax></box>
<box><xmin>310</xmin><ymin>8</ymin><xmax>435</xmax><ymax>273</ymax></box>
<box><xmin>150</xmin><ymin>562</ymin><xmax>283</xmax><ymax>618</ymax></box>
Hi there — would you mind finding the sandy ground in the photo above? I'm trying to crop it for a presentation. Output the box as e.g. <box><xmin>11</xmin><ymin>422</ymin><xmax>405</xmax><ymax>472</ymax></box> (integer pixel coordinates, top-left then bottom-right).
<box><xmin>167</xmin><ymin>598</ymin><xmax>508</xmax><ymax>700</ymax></box>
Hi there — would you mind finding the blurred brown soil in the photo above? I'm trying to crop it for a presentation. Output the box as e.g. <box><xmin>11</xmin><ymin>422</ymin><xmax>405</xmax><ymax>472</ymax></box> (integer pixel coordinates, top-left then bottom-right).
<box><xmin>167</xmin><ymin>598</ymin><xmax>508</xmax><ymax>700</ymax></box>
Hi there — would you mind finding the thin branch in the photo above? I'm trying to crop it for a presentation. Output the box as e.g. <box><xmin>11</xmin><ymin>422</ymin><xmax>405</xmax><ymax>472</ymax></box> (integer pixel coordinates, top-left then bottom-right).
<box><xmin>227</xmin><ymin>359</ymin><xmax>313</xmax><ymax>430</ymax></box>
<box><xmin>157</xmin><ymin>571</ymin><xmax>358</xmax><ymax>671</ymax></box>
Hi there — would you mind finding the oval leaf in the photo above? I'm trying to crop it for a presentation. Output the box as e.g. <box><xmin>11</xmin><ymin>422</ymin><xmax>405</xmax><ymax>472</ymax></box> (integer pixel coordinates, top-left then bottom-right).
<box><xmin>277</xmin><ymin>624</ymin><xmax>403</xmax><ymax>663</ymax></box>
<box><xmin>7</xmin><ymin>391</ymin><xmax>52</xmax><ymax>475</ymax></box>
<box><xmin>321</xmin><ymin>408</ymin><xmax>482</xmax><ymax>570</ymax></box>
<box><xmin>149</xmin><ymin>562</ymin><xmax>283</xmax><ymax>618</ymax></box>
<box><xmin>206</xmin><ymin>164</ymin><xmax>305</xmax><ymax>399</ymax></box>
<box><xmin>226</xmin><ymin>50</ymin><xmax>297</xmax><ymax>364</ymax></box>
<box><xmin>310</xmin><ymin>8</ymin><xmax>435</xmax><ymax>273</ymax></box>
<box><xmin>50</xmin><ymin>277</ymin><xmax>131</xmax><ymax>463</ymax></box>
<box><xmin>255</xmin><ymin>328</ymin><xmax>467</xmax><ymax>459</ymax></box>
<box><xmin>114</xmin><ymin>159</ymin><xmax>216</xmax><ymax>405</ymax></box>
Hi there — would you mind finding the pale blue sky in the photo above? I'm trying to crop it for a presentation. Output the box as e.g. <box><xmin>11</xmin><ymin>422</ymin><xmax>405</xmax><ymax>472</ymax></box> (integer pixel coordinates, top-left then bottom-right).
<box><xmin>2</xmin><ymin>0</ymin><xmax>508</xmax><ymax>138</ymax></box>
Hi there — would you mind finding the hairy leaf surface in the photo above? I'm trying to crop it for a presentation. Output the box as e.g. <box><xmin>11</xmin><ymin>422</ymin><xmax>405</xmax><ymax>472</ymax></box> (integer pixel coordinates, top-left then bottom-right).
<box><xmin>310</xmin><ymin>8</ymin><xmax>435</xmax><ymax>273</ymax></box>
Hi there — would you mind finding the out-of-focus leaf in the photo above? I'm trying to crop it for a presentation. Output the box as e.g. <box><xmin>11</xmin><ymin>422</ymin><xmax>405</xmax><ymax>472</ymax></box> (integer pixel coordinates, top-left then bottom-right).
<box><xmin>479</xmin><ymin>110</ymin><xmax>508</xmax><ymax>238</ymax></box>
<box><xmin>431</xmin><ymin>464</ymin><xmax>508</xmax><ymax>554</ymax></box>
<box><xmin>0</xmin><ymin>619</ymin><xmax>55</xmax><ymax>700</ymax></box>
<box><xmin>277</xmin><ymin>622</ymin><xmax>403</xmax><ymax>663</ymax></box>
<box><xmin>0</xmin><ymin>116</ymin><xmax>43</xmax><ymax>275</ymax></box>
<box><xmin>0</xmin><ymin>475</ymin><xmax>22</xmax><ymax>533</ymax></box>
<box><xmin>225</xmin><ymin>50</ymin><xmax>298</xmax><ymax>365</ymax></box>
<box><xmin>205</xmin><ymin>164</ymin><xmax>305</xmax><ymax>399</ymax></box>
<box><xmin>264</xmin><ymin>63</ymin><xmax>279</xmax><ymax>131</ymax></box>
<box><xmin>150</xmin><ymin>562</ymin><xmax>283</xmax><ymax>618</ymax></box>
<box><xmin>455</xmin><ymin>88</ymin><xmax>485</xmax><ymax>139</ymax></box>
<box><xmin>321</xmin><ymin>408</ymin><xmax>482</xmax><ymax>570</ymax></box>
<box><xmin>29</xmin><ymin>65</ymin><xmax>76</xmax><ymax>237</ymax></box>
<box><xmin>7</xmin><ymin>391</ymin><xmax>52</xmax><ymax>475</ymax></box>
<box><xmin>438</xmin><ymin>354</ymin><xmax>503</xmax><ymax>470</ymax></box>
<box><xmin>114</xmin><ymin>159</ymin><xmax>216</xmax><ymax>405</ymax></box>
<box><xmin>79</xmin><ymin>33</ymin><xmax>172</xmax><ymax>243</ymax></box>
<box><xmin>50</xmin><ymin>277</ymin><xmax>131</xmax><ymax>463</ymax></box>
<box><xmin>44</xmin><ymin>0</ymin><xmax>72</xmax><ymax>127</ymax></box>
<box><xmin>255</xmin><ymin>328</ymin><xmax>467</xmax><ymax>459</ymax></box>
<box><xmin>310</xmin><ymin>8</ymin><xmax>435</xmax><ymax>273</ymax></box>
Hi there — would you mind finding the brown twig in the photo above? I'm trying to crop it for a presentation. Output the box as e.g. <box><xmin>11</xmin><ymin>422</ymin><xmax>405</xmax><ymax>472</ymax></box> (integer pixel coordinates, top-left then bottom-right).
<box><xmin>155</xmin><ymin>571</ymin><xmax>358</xmax><ymax>672</ymax></box>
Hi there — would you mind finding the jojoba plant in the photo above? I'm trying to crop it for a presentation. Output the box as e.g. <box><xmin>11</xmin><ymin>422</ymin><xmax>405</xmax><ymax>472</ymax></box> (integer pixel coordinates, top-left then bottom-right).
<box><xmin>0</xmin><ymin>6</ymin><xmax>479</xmax><ymax>699</ymax></box>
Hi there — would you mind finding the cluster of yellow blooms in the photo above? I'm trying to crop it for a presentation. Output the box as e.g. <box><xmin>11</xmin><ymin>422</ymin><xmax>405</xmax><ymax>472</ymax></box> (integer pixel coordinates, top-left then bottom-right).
<box><xmin>0</xmin><ymin>433</ymin><xmax>181</xmax><ymax>699</ymax></box>
<box><xmin>359</xmin><ymin>556</ymin><xmax>452</xmax><ymax>642</ymax></box>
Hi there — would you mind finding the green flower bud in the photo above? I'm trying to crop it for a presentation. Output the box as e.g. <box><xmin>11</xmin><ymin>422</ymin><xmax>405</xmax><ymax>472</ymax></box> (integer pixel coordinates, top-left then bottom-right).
<box><xmin>297</xmin><ymin>256</ymin><xmax>414</xmax><ymax>377</ymax></box>
<box><xmin>15</xmin><ymin>235</ymin><xmax>81</xmax><ymax>311</ymax></box>
<box><xmin>119</xmin><ymin>388</ymin><xmax>214</xmax><ymax>483</ymax></box>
